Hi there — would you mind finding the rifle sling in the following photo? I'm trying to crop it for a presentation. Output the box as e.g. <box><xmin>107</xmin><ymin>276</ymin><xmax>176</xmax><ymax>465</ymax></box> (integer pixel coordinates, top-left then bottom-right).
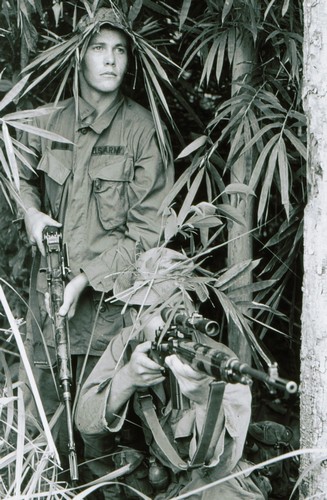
<box><xmin>29</xmin><ymin>250</ymin><xmax>45</xmax><ymax>362</ymax></box>
<box><xmin>138</xmin><ymin>380</ymin><xmax>226</xmax><ymax>470</ymax></box>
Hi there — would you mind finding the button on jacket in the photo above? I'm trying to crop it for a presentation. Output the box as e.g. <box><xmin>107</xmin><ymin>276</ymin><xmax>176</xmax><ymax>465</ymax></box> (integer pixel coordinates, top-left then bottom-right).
<box><xmin>19</xmin><ymin>94</ymin><xmax>174</xmax><ymax>355</ymax></box>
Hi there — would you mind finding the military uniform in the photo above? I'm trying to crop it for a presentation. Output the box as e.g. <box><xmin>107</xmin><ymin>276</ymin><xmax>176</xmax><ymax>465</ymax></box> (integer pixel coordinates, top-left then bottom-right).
<box><xmin>75</xmin><ymin>327</ymin><xmax>265</xmax><ymax>499</ymax></box>
<box><xmin>19</xmin><ymin>93</ymin><xmax>174</xmax><ymax>357</ymax></box>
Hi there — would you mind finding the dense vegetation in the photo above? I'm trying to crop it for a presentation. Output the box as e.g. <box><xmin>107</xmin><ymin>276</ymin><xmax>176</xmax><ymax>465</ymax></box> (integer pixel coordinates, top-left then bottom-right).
<box><xmin>0</xmin><ymin>1</ymin><xmax>304</xmax><ymax>498</ymax></box>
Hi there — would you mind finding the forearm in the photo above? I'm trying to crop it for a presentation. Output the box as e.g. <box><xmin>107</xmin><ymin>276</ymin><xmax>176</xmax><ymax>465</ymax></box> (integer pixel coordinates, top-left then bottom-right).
<box><xmin>82</xmin><ymin>217</ymin><xmax>164</xmax><ymax>291</ymax></box>
<box><xmin>105</xmin><ymin>364</ymin><xmax>136</xmax><ymax>423</ymax></box>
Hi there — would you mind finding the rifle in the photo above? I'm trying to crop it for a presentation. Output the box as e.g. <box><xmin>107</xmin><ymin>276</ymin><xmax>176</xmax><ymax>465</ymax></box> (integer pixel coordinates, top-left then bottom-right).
<box><xmin>151</xmin><ymin>310</ymin><xmax>297</xmax><ymax>409</ymax></box>
<box><xmin>42</xmin><ymin>225</ymin><xmax>79</xmax><ymax>482</ymax></box>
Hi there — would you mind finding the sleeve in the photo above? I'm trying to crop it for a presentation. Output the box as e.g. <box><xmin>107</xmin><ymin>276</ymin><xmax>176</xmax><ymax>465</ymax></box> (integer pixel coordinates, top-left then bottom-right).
<box><xmin>18</xmin><ymin>120</ymin><xmax>44</xmax><ymax>212</ymax></box>
<box><xmin>82</xmin><ymin>128</ymin><xmax>175</xmax><ymax>291</ymax></box>
<box><xmin>186</xmin><ymin>334</ymin><xmax>252</xmax><ymax>471</ymax></box>
<box><xmin>190</xmin><ymin>383</ymin><xmax>252</xmax><ymax>471</ymax></box>
<box><xmin>75</xmin><ymin>329</ymin><xmax>133</xmax><ymax>435</ymax></box>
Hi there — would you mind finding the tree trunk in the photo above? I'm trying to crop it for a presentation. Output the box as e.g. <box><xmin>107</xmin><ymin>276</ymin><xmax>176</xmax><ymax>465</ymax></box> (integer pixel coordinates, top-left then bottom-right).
<box><xmin>228</xmin><ymin>30</ymin><xmax>254</xmax><ymax>365</ymax></box>
<box><xmin>301</xmin><ymin>1</ymin><xmax>327</xmax><ymax>496</ymax></box>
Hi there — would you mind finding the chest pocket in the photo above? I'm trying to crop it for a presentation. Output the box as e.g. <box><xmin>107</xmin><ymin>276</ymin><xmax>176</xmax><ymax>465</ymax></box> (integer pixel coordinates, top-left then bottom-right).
<box><xmin>89</xmin><ymin>156</ymin><xmax>133</xmax><ymax>231</ymax></box>
<box><xmin>37</xmin><ymin>149</ymin><xmax>72</xmax><ymax>218</ymax></box>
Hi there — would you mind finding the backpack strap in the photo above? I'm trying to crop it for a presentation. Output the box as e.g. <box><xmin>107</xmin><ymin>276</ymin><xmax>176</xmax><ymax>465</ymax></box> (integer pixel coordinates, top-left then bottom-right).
<box><xmin>138</xmin><ymin>380</ymin><xmax>226</xmax><ymax>470</ymax></box>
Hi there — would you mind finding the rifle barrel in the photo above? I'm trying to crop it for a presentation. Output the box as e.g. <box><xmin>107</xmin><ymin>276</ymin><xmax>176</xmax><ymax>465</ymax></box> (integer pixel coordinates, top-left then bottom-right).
<box><xmin>167</xmin><ymin>340</ymin><xmax>298</xmax><ymax>394</ymax></box>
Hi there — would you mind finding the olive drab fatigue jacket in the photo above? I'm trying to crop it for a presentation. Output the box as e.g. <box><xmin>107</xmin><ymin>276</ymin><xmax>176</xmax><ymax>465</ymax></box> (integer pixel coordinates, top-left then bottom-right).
<box><xmin>75</xmin><ymin>328</ymin><xmax>264</xmax><ymax>498</ymax></box>
<box><xmin>18</xmin><ymin>94</ymin><xmax>174</xmax><ymax>356</ymax></box>
<box><xmin>76</xmin><ymin>327</ymin><xmax>251</xmax><ymax>473</ymax></box>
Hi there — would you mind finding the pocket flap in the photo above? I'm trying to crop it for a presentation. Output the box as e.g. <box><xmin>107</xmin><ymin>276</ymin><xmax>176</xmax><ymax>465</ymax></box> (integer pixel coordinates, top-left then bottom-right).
<box><xmin>89</xmin><ymin>157</ymin><xmax>133</xmax><ymax>182</ymax></box>
<box><xmin>37</xmin><ymin>150</ymin><xmax>71</xmax><ymax>185</ymax></box>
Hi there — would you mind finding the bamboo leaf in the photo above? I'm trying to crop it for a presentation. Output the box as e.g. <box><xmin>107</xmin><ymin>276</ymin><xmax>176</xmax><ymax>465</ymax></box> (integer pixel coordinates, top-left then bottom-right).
<box><xmin>176</xmin><ymin>135</ymin><xmax>207</xmax><ymax>160</ymax></box>
<box><xmin>216</xmin><ymin>203</ymin><xmax>247</xmax><ymax>226</ymax></box>
<box><xmin>15</xmin><ymin>388</ymin><xmax>25</xmax><ymax>498</ymax></box>
<box><xmin>239</xmin><ymin>122</ymin><xmax>282</xmax><ymax>157</ymax></box>
<box><xmin>212</xmin><ymin>288</ymin><xmax>244</xmax><ymax>331</ymax></box>
<box><xmin>189</xmin><ymin>215</ymin><xmax>223</xmax><ymax>228</ymax></box>
<box><xmin>228</xmin><ymin>280</ymin><xmax>278</xmax><ymax>299</ymax></box>
<box><xmin>3</xmin><ymin>107</ymin><xmax>61</xmax><ymax>121</ymax></box>
<box><xmin>277</xmin><ymin>138</ymin><xmax>290</xmax><ymax>219</ymax></box>
<box><xmin>2</xmin><ymin>122</ymin><xmax>20</xmax><ymax>190</ymax></box>
<box><xmin>164</xmin><ymin>209</ymin><xmax>179</xmax><ymax>243</ymax></box>
<box><xmin>282</xmin><ymin>0</ymin><xmax>290</xmax><ymax>16</ymax></box>
<box><xmin>258</xmin><ymin>141</ymin><xmax>279</xmax><ymax>221</ymax></box>
<box><xmin>177</xmin><ymin>169</ymin><xmax>205</xmax><ymax>226</ymax></box>
<box><xmin>128</xmin><ymin>0</ymin><xmax>143</xmax><ymax>22</ymax></box>
<box><xmin>222</xmin><ymin>0</ymin><xmax>234</xmax><ymax>23</ymax></box>
<box><xmin>247</xmin><ymin>108</ymin><xmax>264</xmax><ymax>152</ymax></box>
<box><xmin>140</xmin><ymin>53</ymin><xmax>173</xmax><ymax>121</ymax></box>
<box><xmin>215</xmin><ymin>259</ymin><xmax>257</xmax><ymax>290</ymax></box>
<box><xmin>224</xmin><ymin>183</ymin><xmax>256</xmax><ymax>197</ymax></box>
<box><xmin>264</xmin><ymin>0</ymin><xmax>276</xmax><ymax>20</ymax></box>
<box><xmin>215</xmin><ymin>31</ymin><xmax>227</xmax><ymax>83</ymax></box>
<box><xmin>179</xmin><ymin>0</ymin><xmax>192</xmax><ymax>30</ymax></box>
<box><xmin>140</xmin><ymin>43</ymin><xmax>171</xmax><ymax>84</ymax></box>
<box><xmin>228</xmin><ymin>120</ymin><xmax>245</xmax><ymax>161</ymax></box>
<box><xmin>6</xmin><ymin>121</ymin><xmax>73</xmax><ymax>144</ymax></box>
<box><xmin>201</xmin><ymin>36</ymin><xmax>221</xmax><ymax>87</ymax></box>
<box><xmin>0</xmin><ymin>147</ymin><xmax>14</xmax><ymax>185</ymax></box>
<box><xmin>142</xmin><ymin>70</ymin><xmax>169</xmax><ymax>166</ymax></box>
<box><xmin>22</xmin><ymin>58</ymin><xmax>67</xmax><ymax>96</ymax></box>
<box><xmin>23</xmin><ymin>35</ymin><xmax>79</xmax><ymax>72</ymax></box>
<box><xmin>0</xmin><ymin>74</ymin><xmax>30</xmax><ymax>113</ymax></box>
<box><xmin>227</xmin><ymin>27</ymin><xmax>236</xmax><ymax>65</ymax></box>
<box><xmin>182</xmin><ymin>33</ymin><xmax>217</xmax><ymax>72</ymax></box>
<box><xmin>159</xmin><ymin>163</ymin><xmax>199</xmax><ymax>212</ymax></box>
<box><xmin>249</xmin><ymin>134</ymin><xmax>279</xmax><ymax>192</ymax></box>
<box><xmin>284</xmin><ymin>129</ymin><xmax>306</xmax><ymax>159</ymax></box>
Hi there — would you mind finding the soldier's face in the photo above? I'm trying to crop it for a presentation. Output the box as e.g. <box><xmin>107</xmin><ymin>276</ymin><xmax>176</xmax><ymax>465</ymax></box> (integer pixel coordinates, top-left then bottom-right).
<box><xmin>80</xmin><ymin>27</ymin><xmax>128</xmax><ymax>95</ymax></box>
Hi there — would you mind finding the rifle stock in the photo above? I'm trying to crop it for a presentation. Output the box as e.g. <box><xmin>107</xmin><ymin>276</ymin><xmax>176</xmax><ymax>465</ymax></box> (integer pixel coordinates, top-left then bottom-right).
<box><xmin>43</xmin><ymin>226</ymin><xmax>79</xmax><ymax>483</ymax></box>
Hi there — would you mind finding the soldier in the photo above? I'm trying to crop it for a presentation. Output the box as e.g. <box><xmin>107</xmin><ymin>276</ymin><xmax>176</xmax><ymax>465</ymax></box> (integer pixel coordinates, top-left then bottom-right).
<box><xmin>18</xmin><ymin>7</ymin><xmax>174</xmax><ymax>482</ymax></box>
<box><xmin>75</xmin><ymin>247</ymin><xmax>264</xmax><ymax>499</ymax></box>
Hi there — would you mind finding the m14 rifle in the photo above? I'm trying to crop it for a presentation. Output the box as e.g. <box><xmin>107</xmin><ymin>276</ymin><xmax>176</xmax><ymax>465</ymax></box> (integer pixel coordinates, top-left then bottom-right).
<box><xmin>152</xmin><ymin>309</ymin><xmax>297</xmax><ymax>409</ymax></box>
<box><xmin>42</xmin><ymin>225</ymin><xmax>78</xmax><ymax>482</ymax></box>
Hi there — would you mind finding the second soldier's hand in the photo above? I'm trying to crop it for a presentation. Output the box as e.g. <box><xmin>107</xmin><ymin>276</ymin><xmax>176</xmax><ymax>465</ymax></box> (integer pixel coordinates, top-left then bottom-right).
<box><xmin>59</xmin><ymin>272</ymin><xmax>89</xmax><ymax>319</ymax></box>
<box><xmin>24</xmin><ymin>207</ymin><xmax>61</xmax><ymax>257</ymax></box>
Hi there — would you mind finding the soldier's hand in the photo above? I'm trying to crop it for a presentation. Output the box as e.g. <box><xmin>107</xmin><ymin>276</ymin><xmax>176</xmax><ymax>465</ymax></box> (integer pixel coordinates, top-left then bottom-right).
<box><xmin>127</xmin><ymin>341</ymin><xmax>165</xmax><ymax>388</ymax></box>
<box><xmin>59</xmin><ymin>272</ymin><xmax>89</xmax><ymax>319</ymax></box>
<box><xmin>165</xmin><ymin>354</ymin><xmax>213</xmax><ymax>405</ymax></box>
<box><xmin>24</xmin><ymin>207</ymin><xmax>61</xmax><ymax>256</ymax></box>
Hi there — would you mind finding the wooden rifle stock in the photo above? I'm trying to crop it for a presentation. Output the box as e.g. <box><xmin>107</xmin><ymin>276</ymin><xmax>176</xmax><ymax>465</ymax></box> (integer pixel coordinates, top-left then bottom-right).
<box><xmin>43</xmin><ymin>226</ymin><xmax>78</xmax><ymax>482</ymax></box>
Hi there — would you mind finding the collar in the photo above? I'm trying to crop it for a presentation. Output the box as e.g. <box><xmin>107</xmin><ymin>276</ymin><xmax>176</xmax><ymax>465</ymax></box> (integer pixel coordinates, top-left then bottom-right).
<box><xmin>77</xmin><ymin>93</ymin><xmax>124</xmax><ymax>135</ymax></box>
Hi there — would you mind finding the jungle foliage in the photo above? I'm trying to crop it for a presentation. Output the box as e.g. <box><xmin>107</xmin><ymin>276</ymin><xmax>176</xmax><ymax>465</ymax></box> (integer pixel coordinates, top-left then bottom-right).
<box><xmin>0</xmin><ymin>1</ymin><xmax>304</xmax><ymax>498</ymax></box>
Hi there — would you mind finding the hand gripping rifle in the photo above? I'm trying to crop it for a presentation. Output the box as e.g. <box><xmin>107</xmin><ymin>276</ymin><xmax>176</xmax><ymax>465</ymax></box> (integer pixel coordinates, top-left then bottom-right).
<box><xmin>42</xmin><ymin>226</ymin><xmax>79</xmax><ymax>482</ymax></box>
<box><xmin>152</xmin><ymin>309</ymin><xmax>297</xmax><ymax>410</ymax></box>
